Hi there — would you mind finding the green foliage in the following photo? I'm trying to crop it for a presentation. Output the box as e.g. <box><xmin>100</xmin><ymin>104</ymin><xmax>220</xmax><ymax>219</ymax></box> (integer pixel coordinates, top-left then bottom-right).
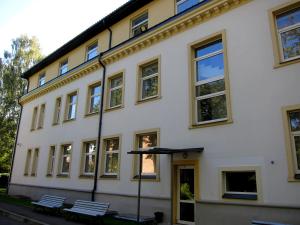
<box><xmin>0</xmin><ymin>35</ymin><xmax>43</xmax><ymax>173</ymax></box>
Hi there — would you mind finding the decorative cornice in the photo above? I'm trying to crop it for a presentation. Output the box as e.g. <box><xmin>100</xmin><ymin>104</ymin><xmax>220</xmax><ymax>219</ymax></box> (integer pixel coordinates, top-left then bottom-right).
<box><xmin>19</xmin><ymin>60</ymin><xmax>100</xmax><ymax>105</ymax></box>
<box><xmin>102</xmin><ymin>0</ymin><xmax>251</xmax><ymax>65</ymax></box>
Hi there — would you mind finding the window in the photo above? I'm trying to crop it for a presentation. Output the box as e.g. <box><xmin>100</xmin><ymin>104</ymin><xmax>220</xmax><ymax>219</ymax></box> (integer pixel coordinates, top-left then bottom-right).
<box><xmin>24</xmin><ymin>149</ymin><xmax>32</xmax><ymax>176</ymax></box>
<box><xmin>222</xmin><ymin>171</ymin><xmax>258</xmax><ymax>200</ymax></box>
<box><xmin>269</xmin><ymin>1</ymin><xmax>300</xmax><ymax>66</ymax></box>
<box><xmin>31</xmin><ymin>148</ymin><xmax>39</xmax><ymax>176</ymax></box>
<box><xmin>65</xmin><ymin>91</ymin><xmax>77</xmax><ymax>121</ymax></box>
<box><xmin>37</xmin><ymin>104</ymin><xmax>45</xmax><ymax>129</ymax></box>
<box><xmin>133</xmin><ymin>130</ymin><xmax>159</xmax><ymax>180</ymax></box>
<box><xmin>38</xmin><ymin>73</ymin><xmax>46</xmax><ymax>86</ymax></box>
<box><xmin>102</xmin><ymin>137</ymin><xmax>120</xmax><ymax>177</ymax></box>
<box><xmin>81</xmin><ymin>141</ymin><xmax>96</xmax><ymax>176</ymax></box>
<box><xmin>47</xmin><ymin>146</ymin><xmax>56</xmax><ymax>176</ymax></box>
<box><xmin>107</xmin><ymin>73</ymin><xmax>123</xmax><ymax>109</ymax></box>
<box><xmin>137</xmin><ymin>58</ymin><xmax>160</xmax><ymax>102</ymax></box>
<box><xmin>190</xmin><ymin>31</ymin><xmax>232</xmax><ymax>127</ymax></box>
<box><xmin>131</xmin><ymin>12</ymin><xmax>148</xmax><ymax>37</ymax></box>
<box><xmin>53</xmin><ymin>97</ymin><xmax>62</xmax><ymax>125</ymax></box>
<box><xmin>176</xmin><ymin>0</ymin><xmax>205</xmax><ymax>14</ymax></box>
<box><xmin>283</xmin><ymin>105</ymin><xmax>300</xmax><ymax>180</ymax></box>
<box><xmin>87</xmin><ymin>42</ymin><xmax>98</xmax><ymax>60</ymax></box>
<box><xmin>59</xmin><ymin>59</ymin><xmax>68</xmax><ymax>75</ymax></box>
<box><xmin>59</xmin><ymin>144</ymin><xmax>72</xmax><ymax>176</ymax></box>
<box><xmin>87</xmin><ymin>82</ymin><xmax>101</xmax><ymax>114</ymax></box>
<box><xmin>31</xmin><ymin>106</ymin><xmax>38</xmax><ymax>130</ymax></box>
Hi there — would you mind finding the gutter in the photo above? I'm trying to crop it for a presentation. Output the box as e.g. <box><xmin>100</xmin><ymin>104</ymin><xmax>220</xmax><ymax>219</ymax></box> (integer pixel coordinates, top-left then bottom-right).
<box><xmin>91</xmin><ymin>26</ymin><xmax>112</xmax><ymax>201</ymax></box>
<box><xmin>7</xmin><ymin>80</ymin><xmax>29</xmax><ymax>194</ymax></box>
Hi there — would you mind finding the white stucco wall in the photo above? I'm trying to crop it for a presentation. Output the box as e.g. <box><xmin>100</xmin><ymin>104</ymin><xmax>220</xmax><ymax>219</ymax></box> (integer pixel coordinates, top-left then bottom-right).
<box><xmin>11</xmin><ymin>0</ymin><xmax>300</xmax><ymax>206</ymax></box>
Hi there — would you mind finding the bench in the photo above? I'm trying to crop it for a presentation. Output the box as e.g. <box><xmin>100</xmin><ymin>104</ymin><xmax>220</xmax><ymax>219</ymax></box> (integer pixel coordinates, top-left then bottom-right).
<box><xmin>63</xmin><ymin>200</ymin><xmax>110</xmax><ymax>218</ymax></box>
<box><xmin>32</xmin><ymin>195</ymin><xmax>66</xmax><ymax>210</ymax></box>
<box><xmin>252</xmin><ymin>220</ymin><xmax>292</xmax><ymax>225</ymax></box>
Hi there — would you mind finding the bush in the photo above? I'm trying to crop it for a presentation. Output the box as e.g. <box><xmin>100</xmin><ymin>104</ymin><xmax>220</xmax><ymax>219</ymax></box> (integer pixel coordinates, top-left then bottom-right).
<box><xmin>0</xmin><ymin>173</ymin><xmax>9</xmax><ymax>188</ymax></box>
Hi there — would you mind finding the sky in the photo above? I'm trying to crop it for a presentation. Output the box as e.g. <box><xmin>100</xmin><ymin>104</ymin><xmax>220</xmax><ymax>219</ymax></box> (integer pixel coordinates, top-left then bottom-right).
<box><xmin>0</xmin><ymin>0</ymin><xmax>128</xmax><ymax>57</ymax></box>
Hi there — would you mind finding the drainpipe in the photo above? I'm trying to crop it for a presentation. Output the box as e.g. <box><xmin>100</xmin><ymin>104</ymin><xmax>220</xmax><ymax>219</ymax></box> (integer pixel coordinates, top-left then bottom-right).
<box><xmin>7</xmin><ymin>78</ymin><xmax>29</xmax><ymax>194</ymax></box>
<box><xmin>91</xmin><ymin>26</ymin><xmax>112</xmax><ymax>201</ymax></box>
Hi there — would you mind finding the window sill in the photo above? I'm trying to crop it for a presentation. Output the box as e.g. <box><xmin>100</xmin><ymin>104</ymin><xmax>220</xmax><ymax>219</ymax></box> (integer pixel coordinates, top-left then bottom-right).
<box><xmin>79</xmin><ymin>174</ymin><xmax>94</xmax><ymax>179</ymax></box>
<box><xmin>274</xmin><ymin>58</ymin><xmax>300</xmax><ymax>69</ymax></box>
<box><xmin>294</xmin><ymin>174</ymin><xmax>300</xmax><ymax>180</ymax></box>
<box><xmin>46</xmin><ymin>174</ymin><xmax>53</xmax><ymax>177</ymax></box>
<box><xmin>190</xmin><ymin>118</ymin><xmax>233</xmax><ymax>129</ymax></box>
<box><xmin>135</xmin><ymin>95</ymin><xmax>161</xmax><ymax>105</ymax></box>
<box><xmin>63</xmin><ymin>118</ymin><xmax>76</xmax><ymax>123</ymax></box>
<box><xmin>100</xmin><ymin>174</ymin><xmax>119</xmax><ymax>180</ymax></box>
<box><xmin>84</xmin><ymin>112</ymin><xmax>99</xmax><ymax>117</ymax></box>
<box><xmin>104</xmin><ymin>105</ymin><xmax>124</xmax><ymax>113</ymax></box>
<box><xmin>222</xmin><ymin>193</ymin><xmax>257</xmax><ymax>201</ymax></box>
<box><xmin>132</xmin><ymin>175</ymin><xmax>159</xmax><ymax>182</ymax></box>
<box><xmin>56</xmin><ymin>174</ymin><xmax>70</xmax><ymax>178</ymax></box>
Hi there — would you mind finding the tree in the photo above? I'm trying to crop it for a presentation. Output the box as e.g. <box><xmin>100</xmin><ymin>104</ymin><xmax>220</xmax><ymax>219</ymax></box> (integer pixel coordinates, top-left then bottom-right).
<box><xmin>0</xmin><ymin>35</ymin><xmax>43</xmax><ymax>173</ymax></box>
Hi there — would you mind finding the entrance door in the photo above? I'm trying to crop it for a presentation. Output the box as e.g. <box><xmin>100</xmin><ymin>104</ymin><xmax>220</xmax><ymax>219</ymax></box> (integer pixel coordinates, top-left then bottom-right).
<box><xmin>177</xmin><ymin>166</ymin><xmax>195</xmax><ymax>225</ymax></box>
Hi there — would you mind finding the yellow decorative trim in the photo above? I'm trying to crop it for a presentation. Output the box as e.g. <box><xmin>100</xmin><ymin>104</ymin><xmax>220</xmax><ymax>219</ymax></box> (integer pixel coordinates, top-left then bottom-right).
<box><xmin>19</xmin><ymin>60</ymin><xmax>100</xmax><ymax>105</ymax></box>
<box><xmin>102</xmin><ymin>0</ymin><xmax>252</xmax><ymax>65</ymax></box>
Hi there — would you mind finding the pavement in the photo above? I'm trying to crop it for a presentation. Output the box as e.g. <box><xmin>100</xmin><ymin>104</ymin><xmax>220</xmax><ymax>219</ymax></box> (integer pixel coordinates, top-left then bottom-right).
<box><xmin>0</xmin><ymin>202</ymin><xmax>82</xmax><ymax>225</ymax></box>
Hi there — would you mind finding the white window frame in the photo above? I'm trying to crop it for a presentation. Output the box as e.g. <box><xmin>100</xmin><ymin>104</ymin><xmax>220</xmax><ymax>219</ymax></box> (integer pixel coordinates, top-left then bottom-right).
<box><xmin>131</xmin><ymin>12</ymin><xmax>148</xmax><ymax>37</ymax></box>
<box><xmin>59</xmin><ymin>60</ymin><xmax>68</xmax><ymax>75</ymax></box>
<box><xmin>53</xmin><ymin>97</ymin><xmax>61</xmax><ymax>124</ymax></box>
<box><xmin>140</xmin><ymin>62</ymin><xmax>159</xmax><ymax>101</ymax></box>
<box><xmin>83</xmin><ymin>141</ymin><xmax>96</xmax><ymax>175</ymax></box>
<box><xmin>47</xmin><ymin>146</ymin><xmax>56</xmax><ymax>176</ymax></box>
<box><xmin>194</xmin><ymin>42</ymin><xmax>227</xmax><ymax>125</ymax></box>
<box><xmin>104</xmin><ymin>138</ymin><xmax>120</xmax><ymax>176</ymax></box>
<box><xmin>108</xmin><ymin>75</ymin><xmax>123</xmax><ymax>109</ymax></box>
<box><xmin>61</xmin><ymin>145</ymin><xmax>71</xmax><ymax>175</ymax></box>
<box><xmin>89</xmin><ymin>84</ymin><xmax>101</xmax><ymax>113</ymax></box>
<box><xmin>67</xmin><ymin>93</ymin><xmax>77</xmax><ymax>120</ymax></box>
<box><xmin>277</xmin><ymin>21</ymin><xmax>300</xmax><ymax>62</ymax></box>
<box><xmin>37</xmin><ymin>104</ymin><xmax>45</xmax><ymax>129</ymax></box>
<box><xmin>87</xmin><ymin>43</ymin><xmax>98</xmax><ymax>61</ymax></box>
<box><xmin>38</xmin><ymin>73</ymin><xmax>46</xmax><ymax>86</ymax></box>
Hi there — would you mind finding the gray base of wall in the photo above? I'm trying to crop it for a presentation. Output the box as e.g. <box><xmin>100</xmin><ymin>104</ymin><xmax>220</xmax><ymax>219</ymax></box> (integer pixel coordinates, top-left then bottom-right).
<box><xmin>196</xmin><ymin>201</ymin><xmax>300</xmax><ymax>225</ymax></box>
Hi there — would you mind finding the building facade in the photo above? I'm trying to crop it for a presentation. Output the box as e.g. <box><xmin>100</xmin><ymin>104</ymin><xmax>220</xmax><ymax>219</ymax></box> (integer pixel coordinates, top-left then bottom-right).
<box><xmin>9</xmin><ymin>0</ymin><xmax>300</xmax><ymax>224</ymax></box>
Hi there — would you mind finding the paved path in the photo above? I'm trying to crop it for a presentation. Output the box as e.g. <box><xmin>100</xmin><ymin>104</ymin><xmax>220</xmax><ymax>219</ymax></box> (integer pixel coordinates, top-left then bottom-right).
<box><xmin>0</xmin><ymin>214</ymin><xmax>25</xmax><ymax>225</ymax></box>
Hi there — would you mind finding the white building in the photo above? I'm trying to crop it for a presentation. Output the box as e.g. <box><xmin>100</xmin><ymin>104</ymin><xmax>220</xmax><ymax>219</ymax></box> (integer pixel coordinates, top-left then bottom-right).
<box><xmin>9</xmin><ymin>0</ymin><xmax>300</xmax><ymax>224</ymax></box>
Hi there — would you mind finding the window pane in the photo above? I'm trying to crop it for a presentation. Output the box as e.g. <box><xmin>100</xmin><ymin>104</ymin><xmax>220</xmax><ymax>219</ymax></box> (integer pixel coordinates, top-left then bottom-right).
<box><xmin>142</xmin><ymin>76</ymin><xmax>158</xmax><ymax>99</ymax></box>
<box><xmin>105</xmin><ymin>153</ymin><xmax>119</xmax><ymax>174</ymax></box>
<box><xmin>70</xmin><ymin>94</ymin><xmax>77</xmax><ymax>104</ymax></box>
<box><xmin>177</xmin><ymin>0</ymin><xmax>201</xmax><ymax>14</ymax></box>
<box><xmin>276</xmin><ymin>8</ymin><xmax>300</xmax><ymax>30</ymax></box>
<box><xmin>132</xmin><ymin>13</ymin><xmax>148</xmax><ymax>27</ymax></box>
<box><xmin>180</xmin><ymin>169</ymin><xmax>194</xmax><ymax>200</ymax></box>
<box><xmin>110</xmin><ymin>88</ymin><xmax>122</xmax><ymax>107</ymax></box>
<box><xmin>69</xmin><ymin>104</ymin><xmax>76</xmax><ymax>119</ymax></box>
<box><xmin>196</xmin><ymin>53</ymin><xmax>224</xmax><ymax>82</ymax></box>
<box><xmin>86</xmin><ymin>142</ymin><xmax>96</xmax><ymax>154</ymax></box>
<box><xmin>138</xmin><ymin>134</ymin><xmax>157</xmax><ymax>149</ymax></box>
<box><xmin>294</xmin><ymin>136</ymin><xmax>300</xmax><ymax>170</ymax></box>
<box><xmin>63</xmin><ymin>145</ymin><xmax>72</xmax><ymax>155</ymax></box>
<box><xmin>110</xmin><ymin>76</ymin><xmax>123</xmax><ymax>88</ymax></box>
<box><xmin>196</xmin><ymin>79</ymin><xmax>225</xmax><ymax>97</ymax></box>
<box><xmin>289</xmin><ymin>111</ymin><xmax>300</xmax><ymax>131</ymax></box>
<box><xmin>179</xmin><ymin>202</ymin><xmax>195</xmax><ymax>222</ymax></box>
<box><xmin>142</xmin><ymin>154</ymin><xmax>156</xmax><ymax>174</ymax></box>
<box><xmin>105</xmin><ymin>139</ymin><xmax>119</xmax><ymax>152</ymax></box>
<box><xmin>225</xmin><ymin>171</ymin><xmax>257</xmax><ymax>193</ymax></box>
<box><xmin>197</xmin><ymin>95</ymin><xmax>227</xmax><ymax>122</ymax></box>
<box><xmin>196</xmin><ymin>40</ymin><xmax>223</xmax><ymax>58</ymax></box>
<box><xmin>84</xmin><ymin>154</ymin><xmax>95</xmax><ymax>173</ymax></box>
<box><xmin>142</xmin><ymin>62</ymin><xmax>158</xmax><ymax>77</ymax></box>
<box><xmin>87</xmin><ymin>43</ymin><xmax>98</xmax><ymax>60</ymax></box>
<box><xmin>91</xmin><ymin>85</ymin><xmax>101</xmax><ymax>96</ymax></box>
<box><xmin>62</xmin><ymin>157</ymin><xmax>70</xmax><ymax>173</ymax></box>
<box><xmin>90</xmin><ymin>96</ymin><xmax>100</xmax><ymax>113</ymax></box>
<box><xmin>280</xmin><ymin>27</ymin><xmax>300</xmax><ymax>60</ymax></box>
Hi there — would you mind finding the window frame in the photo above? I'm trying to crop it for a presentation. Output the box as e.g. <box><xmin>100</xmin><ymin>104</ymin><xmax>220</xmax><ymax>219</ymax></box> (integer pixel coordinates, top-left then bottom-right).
<box><xmin>37</xmin><ymin>103</ymin><xmax>46</xmax><ymax>129</ymax></box>
<box><xmin>53</xmin><ymin>96</ymin><xmax>62</xmax><ymax>125</ymax></box>
<box><xmin>57</xmin><ymin>143</ymin><xmax>72</xmax><ymax>177</ymax></box>
<box><xmin>59</xmin><ymin>59</ymin><xmax>68</xmax><ymax>75</ymax></box>
<box><xmin>131</xmin><ymin>11</ymin><xmax>149</xmax><ymax>37</ymax></box>
<box><xmin>47</xmin><ymin>145</ymin><xmax>56</xmax><ymax>177</ymax></box>
<box><xmin>30</xmin><ymin>106</ymin><xmax>38</xmax><ymax>131</ymax></box>
<box><xmin>282</xmin><ymin>104</ymin><xmax>300</xmax><ymax>181</ymax></box>
<box><xmin>176</xmin><ymin>0</ymin><xmax>204</xmax><ymax>14</ymax></box>
<box><xmin>80</xmin><ymin>140</ymin><xmax>97</xmax><ymax>177</ymax></box>
<box><xmin>269</xmin><ymin>1</ymin><xmax>300</xmax><ymax>68</ymax></box>
<box><xmin>24</xmin><ymin>149</ymin><xmax>32</xmax><ymax>176</ymax></box>
<box><xmin>136</xmin><ymin>56</ymin><xmax>161</xmax><ymax>104</ymax></box>
<box><xmin>105</xmin><ymin>71</ymin><xmax>125</xmax><ymax>111</ymax></box>
<box><xmin>100</xmin><ymin>135</ymin><xmax>122</xmax><ymax>179</ymax></box>
<box><xmin>86</xmin><ymin>42</ymin><xmax>98</xmax><ymax>61</ymax></box>
<box><xmin>38</xmin><ymin>73</ymin><xmax>46</xmax><ymax>87</ymax></box>
<box><xmin>189</xmin><ymin>30</ymin><xmax>232</xmax><ymax>128</ymax></box>
<box><xmin>132</xmin><ymin>128</ymin><xmax>160</xmax><ymax>181</ymax></box>
<box><xmin>31</xmin><ymin>148</ymin><xmax>39</xmax><ymax>176</ymax></box>
<box><xmin>64</xmin><ymin>90</ymin><xmax>78</xmax><ymax>122</ymax></box>
<box><xmin>219</xmin><ymin>167</ymin><xmax>262</xmax><ymax>201</ymax></box>
<box><xmin>86</xmin><ymin>81</ymin><xmax>101</xmax><ymax>116</ymax></box>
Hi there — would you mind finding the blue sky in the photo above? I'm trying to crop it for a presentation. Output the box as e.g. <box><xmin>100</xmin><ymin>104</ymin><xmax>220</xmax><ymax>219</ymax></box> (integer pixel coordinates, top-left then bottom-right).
<box><xmin>0</xmin><ymin>0</ymin><xmax>128</xmax><ymax>57</ymax></box>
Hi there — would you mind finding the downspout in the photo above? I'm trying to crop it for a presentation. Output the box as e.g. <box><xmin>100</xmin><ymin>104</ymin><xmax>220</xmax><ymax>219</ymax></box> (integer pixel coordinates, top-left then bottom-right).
<box><xmin>91</xmin><ymin>26</ymin><xmax>112</xmax><ymax>201</ymax></box>
<box><xmin>7</xmin><ymin>78</ymin><xmax>29</xmax><ymax>194</ymax></box>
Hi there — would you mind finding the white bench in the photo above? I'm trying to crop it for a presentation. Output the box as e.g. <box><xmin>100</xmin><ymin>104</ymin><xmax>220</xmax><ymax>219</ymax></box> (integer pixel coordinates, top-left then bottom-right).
<box><xmin>252</xmin><ymin>220</ymin><xmax>292</xmax><ymax>225</ymax></box>
<box><xmin>63</xmin><ymin>200</ymin><xmax>110</xmax><ymax>218</ymax></box>
<box><xmin>32</xmin><ymin>195</ymin><xmax>66</xmax><ymax>209</ymax></box>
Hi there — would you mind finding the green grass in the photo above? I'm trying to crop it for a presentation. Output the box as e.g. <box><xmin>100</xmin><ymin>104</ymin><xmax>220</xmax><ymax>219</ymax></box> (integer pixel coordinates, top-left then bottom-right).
<box><xmin>0</xmin><ymin>188</ymin><xmax>32</xmax><ymax>207</ymax></box>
